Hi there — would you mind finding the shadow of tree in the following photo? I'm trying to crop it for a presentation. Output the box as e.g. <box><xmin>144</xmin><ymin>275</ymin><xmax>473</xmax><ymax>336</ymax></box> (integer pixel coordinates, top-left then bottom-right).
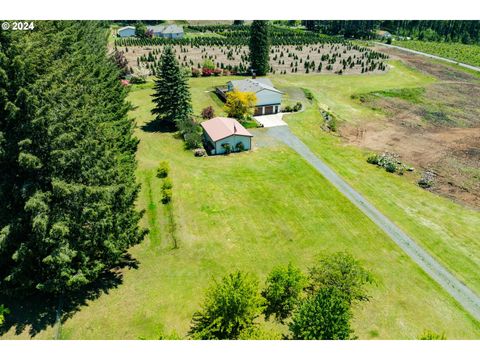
<box><xmin>141</xmin><ymin>119</ymin><xmax>177</xmax><ymax>133</ymax></box>
<box><xmin>0</xmin><ymin>254</ymin><xmax>138</xmax><ymax>338</ymax></box>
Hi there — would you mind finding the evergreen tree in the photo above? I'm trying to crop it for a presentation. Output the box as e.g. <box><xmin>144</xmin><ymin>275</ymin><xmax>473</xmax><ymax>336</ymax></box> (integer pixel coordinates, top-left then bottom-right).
<box><xmin>249</xmin><ymin>20</ymin><xmax>270</xmax><ymax>76</ymax></box>
<box><xmin>0</xmin><ymin>21</ymin><xmax>145</xmax><ymax>296</ymax></box>
<box><xmin>151</xmin><ymin>46</ymin><xmax>193</xmax><ymax>130</ymax></box>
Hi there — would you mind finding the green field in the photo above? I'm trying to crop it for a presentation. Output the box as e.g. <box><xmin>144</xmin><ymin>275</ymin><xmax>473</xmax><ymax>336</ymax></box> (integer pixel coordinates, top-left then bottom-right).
<box><xmin>393</xmin><ymin>40</ymin><xmax>480</xmax><ymax>67</ymax></box>
<box><xmin>269</xmin><ymin>67</ymin><xmax>480</xmax><ymax>296</ymax></box>
<box><xmin>3</xmin><ymin>60</ymin><xmax>479</xmax><ymax>340</ymax></box>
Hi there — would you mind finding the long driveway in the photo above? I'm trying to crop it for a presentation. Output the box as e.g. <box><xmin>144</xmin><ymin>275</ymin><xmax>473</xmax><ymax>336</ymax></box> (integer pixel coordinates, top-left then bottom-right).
<box><xmin>376</xmin><ymin>42</ymin><xmax>480</xmax><ymax>72</ymax></box>
<box><xmin>267</xmin><ymin>125</ymin><xmax>480</xmax><ymax>321</ymax></box>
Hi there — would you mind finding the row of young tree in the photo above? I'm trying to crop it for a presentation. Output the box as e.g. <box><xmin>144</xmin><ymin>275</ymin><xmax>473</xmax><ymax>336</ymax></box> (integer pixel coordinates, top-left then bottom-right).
<box><xmin>0</xmin><ymin>21</ymin><xmax>145</xmax><ymax>298</ymax></box>
<box><xmin>188</xmin><ymin>252</ymin><xmax>373</xmax><ymax>340</ymax></box>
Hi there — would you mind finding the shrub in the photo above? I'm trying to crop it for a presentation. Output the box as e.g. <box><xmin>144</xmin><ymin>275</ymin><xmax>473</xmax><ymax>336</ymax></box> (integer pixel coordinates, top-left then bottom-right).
<box><xmin>283</xmin><ymin>105</ymin><xmax>293</xmax><ymax>112</ymax></box>
<box><xmin>191</xmin><ymin>67</ymin><xmax>201</xmax><ymax>77</ymax></box>
<box><xmin>221</xmin><ymin>143</ymin><xmax>231</xmax><ymax>154</ymax></box>
<box><xmin>293</xmin><ymin>102</ymin><xmax>302</xmax><ymax>112</ymax></box>
<box><xmin>201</xmin><ymin>106</ymin><xmax>215</xmax><ymax>119</ymax></box>
<box><xmin>162</xmin><ymin>178</ymin><xmax>173</xmax><ymax>190</ymax></box>
<box><xmin>385</xmin><ymin>162</ymin><xmax>397</xmax><ymax>173</ymax></box>
<box><xmin>235</xmin><ymin>142</ymin><xmax>245</xmax><ymax>152</ymax></box>
<box><xmin>328</xmin><ymin>117</ymin><xmax>337</xmax><ymax>132</ymax></box>
<box><xmin>194</xmin><ymin>148</ymin><xmax>207</xmax><ymax>157</ymax></box>
<box><xmin>418</xmin><ymin>171</ymin><xmax>435</xmax><ymax>188</ymax></box>
<box><xmin>129</xmin><ymin>75</ymin><xmax>147</xmax><ymax>84</ymax></box>
<box><xmin>367</xmin><ymin>154</ymin><xmax>380</xmax><ymax>165</ymax></box>
<box><xmin>202</xmin><ymin>67</ymin><xmax>214</xmax><ymax>77</ymax></box>
<box><xmin>156</xmin><ymin>161</ymin><xmax>169</xmax><ymax>178</ymax></box>
<box><xmin>213</xmin><ymin>68</ymin><xmax>222</xmax><ymax>76</ymax></box>
<box><xmin>184</xmin><ymin>130</ymin><xmax>202</xmax><ymax>149</ymax></box>
<box><xmin>161</xmin><ymin>188</ymin><xmax>172</xmax><ymax>204</ymax></box>
<box><xmin>417</xmin><ymin>330</ymin><xmax>447</xmax><ymax>340</ymax></box>
<box><xmin>302</xmin><ymin>88</ymin><xmax>314</xmax><ymax>101</ymax></box>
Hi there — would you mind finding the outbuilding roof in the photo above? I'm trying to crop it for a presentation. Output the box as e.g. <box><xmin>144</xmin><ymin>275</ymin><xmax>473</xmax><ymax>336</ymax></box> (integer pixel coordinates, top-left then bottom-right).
<box><xmin>228</xmin><ymin>78</ymin><xmax>283</xmax><ymax>94</ymax></box>
<box><xmin>118</xmin><ymin>26</ymin><xmax>135</xmax><ymax>32</ymax></box>
<box><xmin>200</xmin><ymin>117</ymin><xmax>253</xmax><ymax>142</ymax></box>
<box><xmin>147</xmin><ymin>24</ymin><xmax>184</xmax><ymax>34</ymax></box>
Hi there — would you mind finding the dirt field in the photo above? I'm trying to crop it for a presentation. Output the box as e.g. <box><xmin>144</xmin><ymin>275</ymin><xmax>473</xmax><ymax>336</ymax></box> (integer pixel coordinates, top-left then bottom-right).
<box><xmin>121</xmin><ymin>44</ymin><xmax>388</xmax><ymax>76</ymax></box>
<box><xmin>341</xmin><ymin>45</ymin><xmax>480</xmax><ymax>208</ymax></box>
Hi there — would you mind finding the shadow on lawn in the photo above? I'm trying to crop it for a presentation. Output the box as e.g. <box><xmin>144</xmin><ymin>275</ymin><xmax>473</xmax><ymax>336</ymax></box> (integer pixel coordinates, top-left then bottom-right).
<box><xmin>0</xmin><ymin>255</ymin><xmax>138</xmax><ymax>338</ymax></box>
<box><xmin>141</xmin><ymin>119</ymin><xmax>177</xmax><ymax>133</ymax></box>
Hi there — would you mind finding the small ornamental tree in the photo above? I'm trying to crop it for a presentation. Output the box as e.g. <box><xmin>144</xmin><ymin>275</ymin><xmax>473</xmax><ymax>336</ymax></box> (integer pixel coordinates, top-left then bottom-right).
<box><xmin>201</xmin><ymin>106</ymin><xmax>215</xmax><ymax>120</ymax></box>
<box><xmin>307</xmin><ymin>252</ymin><xmax>373</xmax><ymax>305</ymax></box>
<box><xmin>224</xmin><ymin>90</ymin><xmax>257</xmax><ymax>120</ymax></box>
<box><xmin>261</xmin><ymin>263</ymin><xmax>307</xmax><ymax>323</ymax></box>
<box><xmin>189</xmin><ymin>271</ymin><xmax>264</xmax><ymax>340</ymax></box>
<box><xmin>112</xmin><ymin>50</ymin><xmax>129</xmax><ymax>78</ymax></box>
<box><xmin>289</xmin><ymin>287</ymin><xmax>352</xmax><ymax>340</ymax></box>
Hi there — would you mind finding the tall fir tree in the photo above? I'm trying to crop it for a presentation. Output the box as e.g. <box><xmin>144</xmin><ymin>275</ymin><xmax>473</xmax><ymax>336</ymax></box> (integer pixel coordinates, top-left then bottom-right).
<box><xmin>0</xmin><ymin>21</ymin><xmax>145</xmax><ymax>296</ymax></box>
<box><xmin>151</xmin><ymin>46</ymin><xmax>193</xmax><ymax>130</ymax></box>
<box><xmin>249</xmin><ymin>20</ymin><xmax>270</xmax><ymax>76</ymax></box>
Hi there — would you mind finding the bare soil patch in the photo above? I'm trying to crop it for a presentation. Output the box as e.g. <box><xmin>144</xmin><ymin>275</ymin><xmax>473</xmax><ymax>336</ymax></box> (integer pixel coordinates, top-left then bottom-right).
<box><xmin>342</xmin><ymin>48</ymin><xmax>480</xmax><ymax>208</ymax></box>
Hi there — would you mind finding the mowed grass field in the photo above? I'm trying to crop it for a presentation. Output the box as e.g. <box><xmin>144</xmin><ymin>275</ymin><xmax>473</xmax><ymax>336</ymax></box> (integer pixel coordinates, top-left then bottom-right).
<box><xmin>269</xmin><ymin>64</ymin><xmax>480</xmax><ymax>297</ymax></box>
<box><xmin>3</xmin><ymin>61</ymin><xmax>479</xmax><ymax>340</ymax></box>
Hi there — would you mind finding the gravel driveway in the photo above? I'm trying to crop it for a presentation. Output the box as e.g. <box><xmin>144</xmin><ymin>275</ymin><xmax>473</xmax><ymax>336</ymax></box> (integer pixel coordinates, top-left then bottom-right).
<box><xmin>267</xmin><ymin>125</ymin><xmax>480</xmax><ymax>321</ymax></box>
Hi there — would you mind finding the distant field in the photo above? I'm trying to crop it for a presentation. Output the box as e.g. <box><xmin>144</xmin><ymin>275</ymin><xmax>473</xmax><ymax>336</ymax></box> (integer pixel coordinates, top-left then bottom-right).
<box><xmin>393</xmin><ymin>40</ymin><xmax>480</xmax><ymax>67</ymax></box>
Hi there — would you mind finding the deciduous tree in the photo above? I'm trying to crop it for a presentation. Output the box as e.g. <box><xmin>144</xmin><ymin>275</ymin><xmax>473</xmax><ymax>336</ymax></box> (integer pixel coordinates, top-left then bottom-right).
<box><xmin>189</xmin><ymin>271</ymin><xmax>264</xmax><ymax>339</ymax></box>
<box><xmin>261</xmin><ymin>263</ymin><xmax>307</xmax><ymax>323</ymax></box>
<box><xmin>224</xmin><ymin>90</ymin><xmax>256</xmax><ymax>120</ymax></box>
<box><xmin>289</xmin><ymin>287</ymin><xmax>352</xmax><ymax>340</ymax></box>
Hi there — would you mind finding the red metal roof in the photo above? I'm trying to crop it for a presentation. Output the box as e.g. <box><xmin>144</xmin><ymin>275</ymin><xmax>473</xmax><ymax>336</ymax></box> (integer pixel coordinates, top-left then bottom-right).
<box><xmin>200</xmin><ymin>117</ymin><xmax>253</xmax><ymax>142</ymax></box>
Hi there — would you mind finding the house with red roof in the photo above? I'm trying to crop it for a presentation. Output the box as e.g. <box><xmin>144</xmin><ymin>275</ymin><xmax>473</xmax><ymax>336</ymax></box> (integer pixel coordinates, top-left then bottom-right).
<box><xmin>200</xmin><ymin>117</ymin><xmax>253</xmax><ymax>155</ymax></box>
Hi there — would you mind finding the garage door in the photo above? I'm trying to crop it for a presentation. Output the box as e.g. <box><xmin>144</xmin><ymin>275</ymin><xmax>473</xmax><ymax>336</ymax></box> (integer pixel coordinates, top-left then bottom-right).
<box><xmin>254</xmin><ymin>107</ymin><xmax>262</xmax><ymax>116</ymax></box>
<box><xmin>264</xmin><ymin>106</ymin><xmax>274</xmax><ymax>115</ymax></box>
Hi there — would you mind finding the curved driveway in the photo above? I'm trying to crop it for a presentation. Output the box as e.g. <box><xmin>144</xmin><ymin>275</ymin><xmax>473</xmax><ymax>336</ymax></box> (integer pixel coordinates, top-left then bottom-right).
<box><xmin>267</xmin><ymin>125</ymin><xmax>480</xmax><ymax>321</ymax></box>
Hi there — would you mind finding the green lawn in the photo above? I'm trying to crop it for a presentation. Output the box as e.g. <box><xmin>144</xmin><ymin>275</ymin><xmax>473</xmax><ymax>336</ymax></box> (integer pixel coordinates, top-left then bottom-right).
<box><xmin>3</xmin><ymin>62</ymin><xmax>479</xmax><ymax>340</ymax></box>
<box><xmin>271</xmin><ymin>70</ymin><xmax>480</xmax><ymax>297</ymax></box>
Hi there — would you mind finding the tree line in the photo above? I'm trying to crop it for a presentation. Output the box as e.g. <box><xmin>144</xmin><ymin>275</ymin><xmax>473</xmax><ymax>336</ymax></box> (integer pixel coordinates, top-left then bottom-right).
<box><xmin>0</xmin><ymin>21</ymin><xmax>145</xmax><ymax>298</ymax></box>
<box><xmin>302</xmin><ymin>20</ymin><xmax>480</xmax><ymax>44</ymax></box>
